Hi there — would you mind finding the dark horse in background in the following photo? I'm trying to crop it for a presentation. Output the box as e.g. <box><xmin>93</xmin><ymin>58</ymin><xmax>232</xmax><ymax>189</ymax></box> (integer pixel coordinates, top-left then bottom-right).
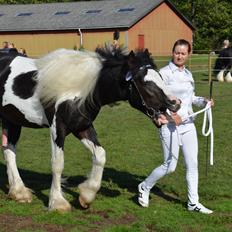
<box><xmin>214</xmin><ymin>47</ymin><xmax>232</xmax><ymax>82</ymax></box>
<box><xmin>0</xmin><ymin>46</ymin><xmax>179</xmax><ymax>211</ymax></box>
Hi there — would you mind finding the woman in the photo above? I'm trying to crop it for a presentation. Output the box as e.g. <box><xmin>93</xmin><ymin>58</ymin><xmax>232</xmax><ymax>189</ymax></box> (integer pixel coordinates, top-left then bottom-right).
<box><xmin>138</xmin><ymin>39</ymin><xmax>214</xmax><ymax>214</ymax></box>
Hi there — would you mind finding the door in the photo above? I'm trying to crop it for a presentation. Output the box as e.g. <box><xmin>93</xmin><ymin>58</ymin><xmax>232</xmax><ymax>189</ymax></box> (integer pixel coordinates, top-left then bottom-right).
<box><xmin>138</xmin><ymin>34</ymin><xmax>144</xmax><ymax>49</ymax></box>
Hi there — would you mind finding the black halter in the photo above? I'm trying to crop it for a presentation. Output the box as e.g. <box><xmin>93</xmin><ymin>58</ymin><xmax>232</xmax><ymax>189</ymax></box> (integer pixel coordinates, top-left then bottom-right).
<box><xmin>127</xmin><ymin>65</ymin><xmax>161</xmax><ymax>120</ymax></box>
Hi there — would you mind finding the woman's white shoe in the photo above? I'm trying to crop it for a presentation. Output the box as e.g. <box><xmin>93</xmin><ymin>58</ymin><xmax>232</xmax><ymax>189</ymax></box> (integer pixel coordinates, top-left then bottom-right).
<box><xmin>138</xmin><ymin>183</ymin><xmax>150</xmax><ymax>207</ymax></box>
<box><xmin>188</xmin><ymin>202</ymin><xmax>213</xmax><ymax>214</ymax></box>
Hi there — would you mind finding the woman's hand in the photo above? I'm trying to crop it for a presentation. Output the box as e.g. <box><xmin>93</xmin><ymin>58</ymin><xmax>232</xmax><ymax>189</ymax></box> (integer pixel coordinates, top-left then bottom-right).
<box><xmin>171</xmin><ymin>112</ymin><xmax>182</xmax><ymax>126</ymax></box>
<box><xmin>209</xmin><ymin>98</ymin><xmax>214</xmax><ymax>107</ymax></box>
<box><xmin>157</xmin><ymin>114</ymin><xmax>169</xmax><ymax>126</ymax></box>
<box><xmin>205</xmin><ymin>98</ymin><xmax>214</xmax><ymax>107</ymax></box>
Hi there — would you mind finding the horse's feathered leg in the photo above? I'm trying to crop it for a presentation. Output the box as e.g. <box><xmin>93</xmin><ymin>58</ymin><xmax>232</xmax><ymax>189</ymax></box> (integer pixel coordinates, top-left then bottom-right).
<box><xmin>217</xmin><ymin>69</ymin><xmax>225</xmax><ymax>82</ymax></box>
<box><xmin>2</xmin><ymin>120</ymin><xmax>32</xmax><ymax>203</ymax></box>
<box><xmin>224</xmin><ymin>70</ymin><xmax>232</xmax><ymax>82</ymax></box>
<box><xmin>48</xmin><ymin>116</ymin><xmax>71</xmax><ymax>212</ymax></box>
<box><xmin>76</xmin><ymin>126</ymin><xmax>106</xmax><ymax>208</ymax></box>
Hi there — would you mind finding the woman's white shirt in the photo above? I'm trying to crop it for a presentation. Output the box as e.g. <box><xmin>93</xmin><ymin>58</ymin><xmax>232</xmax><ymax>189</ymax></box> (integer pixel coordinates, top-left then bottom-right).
<box><xmin>159</xmin><ymin>62</ymin><xmax>205</xmax><ymax>130</ymax></box>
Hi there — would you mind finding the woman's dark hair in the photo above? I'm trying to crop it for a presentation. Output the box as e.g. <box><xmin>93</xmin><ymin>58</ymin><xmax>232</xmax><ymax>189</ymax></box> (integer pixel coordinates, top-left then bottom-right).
<box><xmin>172</xmin><ymin>39</ymin><xmax>191</xmax><ymax>53</ymax></box>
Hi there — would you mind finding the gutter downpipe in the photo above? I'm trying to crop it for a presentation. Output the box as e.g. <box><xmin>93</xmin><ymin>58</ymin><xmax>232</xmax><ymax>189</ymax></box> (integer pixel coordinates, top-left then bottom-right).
<box><xmin>78</xmin><ymin>28</ymin><xmax>83</xmax><ymax>47</ymax></box>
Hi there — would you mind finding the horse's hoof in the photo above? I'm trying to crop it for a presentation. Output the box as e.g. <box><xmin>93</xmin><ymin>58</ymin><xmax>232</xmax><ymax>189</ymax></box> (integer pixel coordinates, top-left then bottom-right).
<box><xmin>9</xmin><ymin>193</ymin><xmax>33</xmax><ymax>203</ymax></box>
<box><xmin>49</xmin><ymin>206</ymin><xmax>72</xmax><ymax>212</ymax></box>
<box><xmin>225</xmin><ymin>77</ymin><xmax>232</xmax><ymax>82</ymax></box>
<box><xmin>49</xmin><ymin>199</ymin><xmax>72</xmax><ymax>212</ymax></box>
<box><xmin>78</xmin><ymin>182</ymin><xmax>97</xmax><ymax>208</ymax></box>
<box><xmin>217</xmin><ymin>78</ymin><xmax>224</xmax><ymax>82</ymax></box>
<box><xmin>79</xmin><ymin>196</ymin><xmax>90</xmax><ymax>209</ymax></box>
<box><xmin>18</xmin><ymin>198</ymin><xmax>32</xmax><ymax>203</ymax></box>
<box><xmin>8</xmin><ymin>187</ymin><xmax>33</xmax><ymax>203</ymax></box>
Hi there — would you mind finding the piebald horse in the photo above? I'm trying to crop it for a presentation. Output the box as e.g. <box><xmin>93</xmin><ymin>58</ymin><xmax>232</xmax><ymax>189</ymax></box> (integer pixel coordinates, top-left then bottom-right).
<box><xmin>214</xmin><ymin>47</ymin><xmax>232</xmax><ymax>82</ymax></box>
<box><xmin>0</xmin><ymin>47</ymin><xmax>179</xmax><ymax>211</ymax></box>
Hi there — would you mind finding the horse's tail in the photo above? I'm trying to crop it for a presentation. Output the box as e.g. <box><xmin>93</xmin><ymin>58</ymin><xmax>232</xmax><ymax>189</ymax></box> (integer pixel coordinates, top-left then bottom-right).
<box><xmin>35</xmin><ymin>49</ymin><xmax>102</xmax><ymax>107</ymax></box>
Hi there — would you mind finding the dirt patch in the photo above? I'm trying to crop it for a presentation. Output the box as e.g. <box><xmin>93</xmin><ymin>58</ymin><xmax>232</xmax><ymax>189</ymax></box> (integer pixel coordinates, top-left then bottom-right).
<box><xmin>226</xmin><ymin>223</ymin><xmax>232</xmax><ymax>231</ymax></box>
<box><xmin>0</xmin><ymin>214</ymin><xmax>70</xmax><ymax>232</ymax></box>
<box><xmin>0</xmin><ymin>209</ymin><xmax>137</xmax><ymax>232</ymax></box>
<box><xmin>81</xmin><ymin>209</ymin><xmax>137</xmax><ymax>232</ymax></box>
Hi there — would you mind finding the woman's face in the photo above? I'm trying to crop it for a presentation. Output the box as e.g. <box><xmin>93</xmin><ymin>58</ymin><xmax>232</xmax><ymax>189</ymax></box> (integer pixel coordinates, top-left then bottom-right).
<box><xmin>172</xmin><ymin>45</ymin><xmax>189</xmax><ymax>69</ymax></box>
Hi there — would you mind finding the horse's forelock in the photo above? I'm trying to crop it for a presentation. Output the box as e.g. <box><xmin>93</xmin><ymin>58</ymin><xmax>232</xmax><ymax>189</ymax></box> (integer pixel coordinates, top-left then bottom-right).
<box><xmin>134</xmin><ymin>49</ymin><xmax>157</xmax><ymax>69</ymax></box>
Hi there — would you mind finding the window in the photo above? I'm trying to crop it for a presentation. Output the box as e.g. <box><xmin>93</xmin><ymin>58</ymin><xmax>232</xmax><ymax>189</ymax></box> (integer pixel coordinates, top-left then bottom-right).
<box><xmin>54</xmin><ymin>11</ymin><xmax>70</xmax><ymax>16</ymax></box>
<box><xmin>118</xmin><ymin>8</ymin><xmax>135</xmax><ymax>12</ymax></box>
<box><xmin>86</xmin><ymin>10</ymin><xmax>102</xmax><ymax>14</ymax></box>
<box><xmin>17</xmin><ymin>13</ymin><xmax>33</xmax><ymax>16</ymax></box>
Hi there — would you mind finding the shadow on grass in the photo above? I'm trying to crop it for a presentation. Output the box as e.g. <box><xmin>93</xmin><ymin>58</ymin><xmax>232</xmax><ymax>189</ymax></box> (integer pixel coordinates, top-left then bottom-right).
<box><xmin>102</xmin><ymin>167</ymin><xmax>184</xmax><ymax>206</ymax></box>
<box><xmin>0</xmin><ymin>162</ymin><xmax>184</xmax><ymax>209</ymax></box>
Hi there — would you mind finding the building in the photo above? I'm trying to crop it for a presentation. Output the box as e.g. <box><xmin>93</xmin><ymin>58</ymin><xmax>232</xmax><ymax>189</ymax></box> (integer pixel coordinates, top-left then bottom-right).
<box><xmin>0</xmin><ymin>0</ymin><xmax>194</xmax><ymax>57</ymax></box>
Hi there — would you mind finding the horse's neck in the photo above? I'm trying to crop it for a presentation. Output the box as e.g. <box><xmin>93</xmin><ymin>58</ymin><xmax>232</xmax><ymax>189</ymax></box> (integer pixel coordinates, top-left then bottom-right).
<box><xmin>95</xmin><ymin>72</ymin><xmax>128</xmax><ymax>106</ymax></box>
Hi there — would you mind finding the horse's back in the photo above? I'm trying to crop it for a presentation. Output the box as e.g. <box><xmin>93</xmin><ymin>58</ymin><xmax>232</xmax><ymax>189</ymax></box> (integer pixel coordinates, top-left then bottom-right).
<box><xmin>0</xmin><ymin>55</ymin><xmax>49</xmax><ymax>127</ymax></box>
<box><xmin>218</xmin><ymin>47</ymin><xmax>232</xmax><ymax>57</ymax></box>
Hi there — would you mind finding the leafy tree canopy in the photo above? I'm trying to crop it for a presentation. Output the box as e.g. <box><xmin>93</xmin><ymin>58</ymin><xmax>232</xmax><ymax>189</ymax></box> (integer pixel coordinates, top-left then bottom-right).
<box><xmin>172</xmin><ymin>0</ymin><xmax>232</xmax><ymax>51</ymax></box>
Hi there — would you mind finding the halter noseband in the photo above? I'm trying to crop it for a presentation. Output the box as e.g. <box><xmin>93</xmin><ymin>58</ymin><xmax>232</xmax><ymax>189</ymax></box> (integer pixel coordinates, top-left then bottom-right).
<box><xmin>126</xmin><ymin>65</ymin><xmax>161</xmax><ymax>120</ymax></box>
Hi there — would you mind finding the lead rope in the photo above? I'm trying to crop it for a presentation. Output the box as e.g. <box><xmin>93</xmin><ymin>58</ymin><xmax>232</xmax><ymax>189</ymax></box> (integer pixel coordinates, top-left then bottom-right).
<box><xmin>183</xmin><ymin>102</ymin><xmax>214</xmax><ymax>165</ymax></box>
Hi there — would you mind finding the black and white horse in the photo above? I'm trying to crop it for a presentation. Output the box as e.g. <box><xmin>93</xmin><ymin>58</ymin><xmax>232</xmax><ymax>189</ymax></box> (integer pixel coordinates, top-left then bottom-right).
<box><xmin>0</xmin><ymin>47</ymin><xmax>179</xmax><ymax>211</ymax></box>
<box><xmin>214</xmin><ymin>47</ymin><xmax>232</xmax><ymax>82</ymax></box>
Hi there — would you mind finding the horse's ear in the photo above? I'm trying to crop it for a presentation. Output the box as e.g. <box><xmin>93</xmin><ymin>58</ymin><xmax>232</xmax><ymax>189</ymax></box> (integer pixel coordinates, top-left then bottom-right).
<box><xmin>127</xmin><ymin>50</ymin><xmax>136</xmax><ymax>69</ymax></box>
<box><xmin>128</xmin><ymin>50</ymin><xmax>135</xmax><ymax>58</ymax></box>
<box><xmin>144</xmin><ymin>48</ymin><xmax>151</xmax><ymax>57</ymax></box>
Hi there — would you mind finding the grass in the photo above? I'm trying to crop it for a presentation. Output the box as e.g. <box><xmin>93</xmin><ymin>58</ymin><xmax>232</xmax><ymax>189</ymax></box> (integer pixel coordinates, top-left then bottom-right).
<box><xmin>0</xmin><ymin>63</ymin><xmax>231</xmax><ymax>231</ymax></box>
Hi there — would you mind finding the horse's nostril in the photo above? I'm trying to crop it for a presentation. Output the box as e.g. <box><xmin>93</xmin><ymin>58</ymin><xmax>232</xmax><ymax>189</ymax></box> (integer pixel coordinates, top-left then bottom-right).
<box><xmin>168</xmin><ymin>102</ymin><xmax>180</xmax><ymax>112</ymax></box>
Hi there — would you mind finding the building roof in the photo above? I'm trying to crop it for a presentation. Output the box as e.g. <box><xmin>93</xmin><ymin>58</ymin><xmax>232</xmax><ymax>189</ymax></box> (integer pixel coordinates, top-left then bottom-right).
<box><xmin>0</xmin><ymin>0</ymin><xmax>194</xmax><ymax>32</ymax></box>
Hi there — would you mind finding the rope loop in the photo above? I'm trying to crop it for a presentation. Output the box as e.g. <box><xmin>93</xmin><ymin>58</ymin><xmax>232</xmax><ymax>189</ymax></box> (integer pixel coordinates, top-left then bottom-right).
<box><xmin>184</xmin><ymin>102</ymin><xmax>214</xmax><ymax>165</ymax></box>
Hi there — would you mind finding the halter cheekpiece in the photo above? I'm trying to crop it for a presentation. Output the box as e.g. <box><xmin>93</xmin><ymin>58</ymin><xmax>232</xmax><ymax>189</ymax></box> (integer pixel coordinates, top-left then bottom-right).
<box><xmin>126</xmin><ymin>65</ymin><xmax>161</xmax><ymax>120</ymax></box>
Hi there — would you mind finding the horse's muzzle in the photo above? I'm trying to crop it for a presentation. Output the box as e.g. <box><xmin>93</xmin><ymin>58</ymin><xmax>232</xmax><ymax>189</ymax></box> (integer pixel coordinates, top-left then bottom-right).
<box><xmin>168</xmin><ymin>100</ymin><xmax>181</xmax><ymax>112</ymax></box>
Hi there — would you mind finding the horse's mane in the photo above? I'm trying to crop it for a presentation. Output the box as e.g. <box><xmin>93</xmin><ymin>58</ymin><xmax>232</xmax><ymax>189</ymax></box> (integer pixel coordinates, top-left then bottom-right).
<box><xmin>95</xmin><ymin>45</ymin><xmax>128</xmax><ymax>67</ymax></box>
<box><xmin>134</xmin><ymin>49</ymin><xmax>157</xmax><ymax>69</ymax></box>
<box><xmin>35</xmin><ymin>49</ymin><xmax>102</xmax><ymax>107</ymax></box>
<box><xmin>95</xmin><ymin>45</ymin><xmax>157</xmax><ymax>70</ymax></box>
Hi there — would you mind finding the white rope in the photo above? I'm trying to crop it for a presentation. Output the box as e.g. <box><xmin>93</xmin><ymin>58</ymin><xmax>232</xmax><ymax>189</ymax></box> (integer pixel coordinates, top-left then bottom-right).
<box><xmin>183</xmin><ymin>102</ymin><xmax>214</xmax><ymax>165</ymax></box>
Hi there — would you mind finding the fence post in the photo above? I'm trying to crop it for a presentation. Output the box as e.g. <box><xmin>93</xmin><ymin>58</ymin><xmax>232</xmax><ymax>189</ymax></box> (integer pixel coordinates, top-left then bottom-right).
<box><xmin>188</xmin><ymin>54</ymin><xmax>192</xmax><ymax>71</ymax></box>
<box><xmin>208</xmin><ymin>52</ymin><xmax>212</xmax><ymax>84</ymax></box>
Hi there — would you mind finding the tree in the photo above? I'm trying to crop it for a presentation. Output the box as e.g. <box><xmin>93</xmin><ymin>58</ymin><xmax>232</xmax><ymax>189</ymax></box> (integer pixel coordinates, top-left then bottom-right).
<box><xmin>172</xmin><ymin>0</ymin><xmax>232</xmax><ymax>51</ymax></box>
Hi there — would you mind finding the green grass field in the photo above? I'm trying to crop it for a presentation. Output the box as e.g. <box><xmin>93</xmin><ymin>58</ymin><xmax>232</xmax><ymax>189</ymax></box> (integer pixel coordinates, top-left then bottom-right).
<box><xmin>0</xmin><ymin>66</ymin><xmax>231</xmax><ymax>231</ymax></box>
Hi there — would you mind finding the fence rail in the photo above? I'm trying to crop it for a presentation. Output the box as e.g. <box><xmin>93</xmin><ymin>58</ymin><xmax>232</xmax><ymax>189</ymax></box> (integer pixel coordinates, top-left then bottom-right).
<box><xmin>153</xmin><ymin>52</ymin><xmax>232</xmax><ymax>84</ymax></box>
